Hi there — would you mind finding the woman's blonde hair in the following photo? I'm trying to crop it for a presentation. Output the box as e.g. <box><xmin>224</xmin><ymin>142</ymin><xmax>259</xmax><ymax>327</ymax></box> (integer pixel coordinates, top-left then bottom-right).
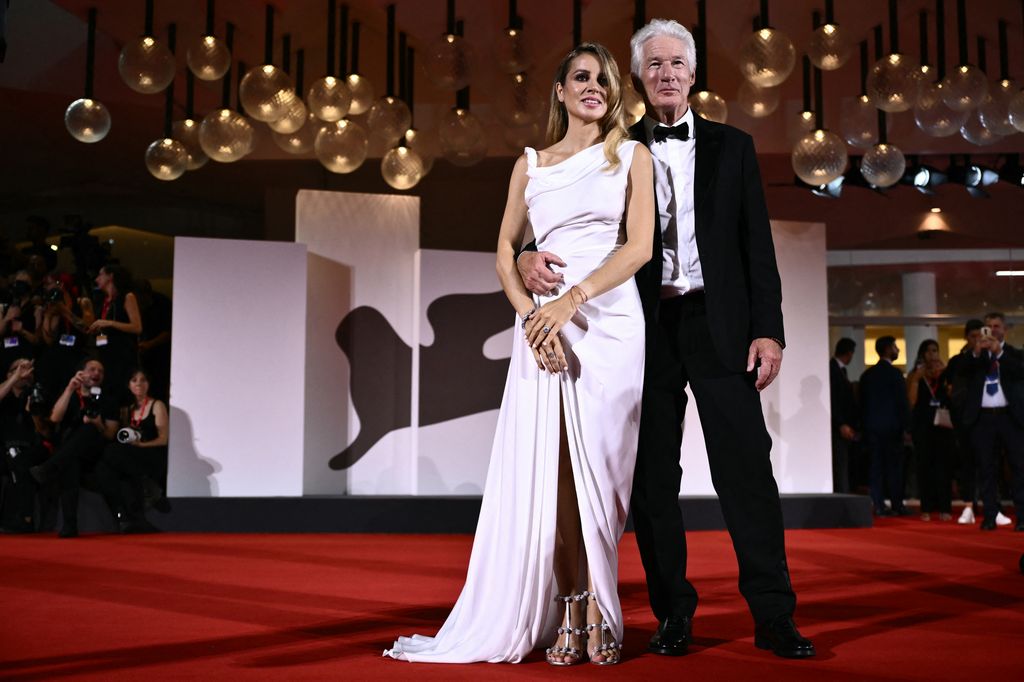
<box><xmin>546</xmin><ymin>42</ymin><xmax>629</xmax><ymax>169</ymax></box>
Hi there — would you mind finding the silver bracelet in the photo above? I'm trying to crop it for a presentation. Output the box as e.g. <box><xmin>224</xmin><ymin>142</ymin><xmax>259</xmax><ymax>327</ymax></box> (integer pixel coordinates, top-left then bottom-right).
<box><xmin>521</xmin><ymin>308</ymin><xmax>537</xmax><ymax>328</ymax></box>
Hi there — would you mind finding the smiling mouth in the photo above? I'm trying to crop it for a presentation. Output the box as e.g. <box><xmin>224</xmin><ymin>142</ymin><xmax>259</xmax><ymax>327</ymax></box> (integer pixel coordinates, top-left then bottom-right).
<box><xmin>581</xmin><ymin>97</ymin><xmax>603</xmax><ymax>106</ymax></box>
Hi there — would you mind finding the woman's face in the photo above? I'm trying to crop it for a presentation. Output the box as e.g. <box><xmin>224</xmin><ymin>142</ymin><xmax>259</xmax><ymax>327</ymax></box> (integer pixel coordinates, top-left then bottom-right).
<box><xmin>95</xmin><ymin>269</ymin><xmax>112</xmax><ymax>291</ymax></box>
<box><xmin>129</xmin><ymin>373</ymin><xmax>150</xmax><ymax>399</ymax></box>
<box><xmin>556</xmin><ymin>53</ymin><xmax>609</xmax><ymax>125</ymax></box>
<box><xmin>924</xmin><ymin>343</ymin><xmax>940</xmax><ymax>363</ymax></box>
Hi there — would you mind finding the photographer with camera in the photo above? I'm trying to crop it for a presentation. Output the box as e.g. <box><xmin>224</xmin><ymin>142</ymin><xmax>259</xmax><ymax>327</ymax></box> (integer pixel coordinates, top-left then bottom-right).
<box><xmin>0</xmin><ymin>270</ymin><xmax>43</xmax><ymax>374</ymax></box>
<box><xmin>0</xmin><ymin>358</ymin><xmax>51</xmax><ymax>533</ymax></box>
<box><xmin>82</xmin><ymin>265</ymin><xmax>142</xmax><ymax>407</ymax></box>
<box><xmin>95</xmin><ymin>368</ymin><xmax>168</xmax><ymax>533</ymax></box>
<box><xmin>28</xmin><ymin>358</ymin><xmax>118</xmax><ymax>538</ymax></box>
<box><xmin>37</xmin><ymin>272</ymin><xmax>88</xmax><ymax>399</ymax></box>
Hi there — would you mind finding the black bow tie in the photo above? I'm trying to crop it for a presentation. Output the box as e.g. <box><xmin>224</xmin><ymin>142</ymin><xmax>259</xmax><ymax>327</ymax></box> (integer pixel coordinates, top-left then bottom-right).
<box><xmin>652</xmin><ymin>121</ymin><xmax>690</xmax><ymax>143</ymax></box>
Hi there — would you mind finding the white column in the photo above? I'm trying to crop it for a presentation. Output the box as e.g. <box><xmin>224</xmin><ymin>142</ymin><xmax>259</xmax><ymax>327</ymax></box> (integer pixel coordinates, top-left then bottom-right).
<box><xmin>903</xmin><ymin>272</ymin><xmax>938</xmax><ymax>367</ymax></box>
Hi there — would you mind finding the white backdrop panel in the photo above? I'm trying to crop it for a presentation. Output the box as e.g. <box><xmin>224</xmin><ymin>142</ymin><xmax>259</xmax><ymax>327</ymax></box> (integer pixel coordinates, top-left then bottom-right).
<box><xmin>296</xmin><ymin>190</ymin><xmax>419</xmax><ymax>495</ymax></box>
<box><xmin>168</xmin><ymin>237</ymin><xmax>307</xmax><ymax>497</ymax></box>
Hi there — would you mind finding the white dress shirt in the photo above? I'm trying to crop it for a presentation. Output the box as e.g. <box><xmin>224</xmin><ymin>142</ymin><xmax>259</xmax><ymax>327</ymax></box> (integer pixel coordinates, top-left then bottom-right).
<box><xmin>981</xmin><ymin>341</ymin><xmax>1009</xmax><ymax>408</ymax></box>
<box><xmin>643</xmin><ymin>107</ymin><xmax>702</xmax><ymax>298</ymax></box>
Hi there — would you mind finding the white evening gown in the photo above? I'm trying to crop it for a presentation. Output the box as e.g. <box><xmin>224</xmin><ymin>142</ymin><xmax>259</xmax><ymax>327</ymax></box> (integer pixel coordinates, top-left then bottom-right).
<box><xmin>385</xmin><ymin>140</ymin><xmax>646</xmax><ymax>663</ymax></box>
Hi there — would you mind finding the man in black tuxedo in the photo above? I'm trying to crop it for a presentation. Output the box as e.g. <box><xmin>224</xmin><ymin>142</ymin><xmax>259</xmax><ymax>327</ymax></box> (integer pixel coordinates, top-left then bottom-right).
<box><xmin>859</xmin><ymin>336</ymin><xmax>910</xmax><ymax>517</ymax></box>
<box><xmin>518</xmin><ymin>18</ymin><xmax>812</xmax><ymax>659</ymax></box>
<box><xmin>830</xmin><ymin>338</ymin><xmax>859</xmax><ymax>493</ymax></box>
<box><xmin>957</xmin><ymin>312</ymin><xmax>1024</xmax><ymax>531</ymax></box>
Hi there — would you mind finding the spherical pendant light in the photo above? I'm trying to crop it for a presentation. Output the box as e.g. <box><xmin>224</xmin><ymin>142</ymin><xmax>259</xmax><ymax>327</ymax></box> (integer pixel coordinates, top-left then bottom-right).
<box><xmin>503</xmin><ymin>121</ymin><xmax>544</xmax><ymax>152</ymax></box>
<box><xmin>272</xmin><ymin>112</ymin><xmax>320</xmax><ymax>154</ymax></box>
<box><xmin>381</xmin><ymin>146</ymin><xmax>425</xmax><ymax>190</ymax></box>
<box><xmin>404</xmin><ymin>128</ymin><xmax>440</xmax><ymax>175</ymax></box>
<box><xmin>425</xmin><ymin>33</ymin><xmax>475</xmax><ymax>92</ymax></box>
<box><xmin>689</xmin><ymin>91</ymin><xmax>727</xmax><ymax>123</ymax></box>
<box><xmin>808</xmin><ymin>23</ymin><xmax>850</xmax><ymax>71</ymax></box>
<box><xmin>346</xmin><ymin>73</ymin><xmax>376</xmax><ymax>115</ymax></box>
<box><xmin>268</xmin><ymin>98</ymin><xmax>308</xmax><ymax>134</ymax></box>
<box><xmin>866</xmin><ymin>53</ymin><xmax>919</xmax><ymax>112</ymax></box>
<box><xmin>840</xmin><ymin>95</ymin><xmax>877</xmax><ymax>148</ymax></box>
<box><xmin>145</xmin><ymin>138</ymin><xmax>189</xmax><ymax>181</ymax></box>
<box><xmin>622</xmin><ymin>79</ymin><xmax>647</xmax><ymax>125</ymax></box>
<box><xmin>494</xmin><ymin>27</ymin><xmax>532</xmax><ymax>74</ymax></box>
<box><xmin>186</xmin><ymin>35</ymin><xmax>231</xmax><ymax>81</ymax></box>
<box><xmin>64</xmin><ymin>98</ymin><xmax>111</xmax><ymax>143</ymax></box>
<box><xmin>978</xmin><ymin>79</ymin><xmax>1019</xmax><ymax>136</ymax></box>
<box><xmin>198</xmin><ymin>108</ymin><xmax>255</xmax><ymax>162</ymax></box>
<box><xmin>494</xmin><ymin>73</ymin><xmax>546</xmax><ymax>128</ymax></box>
<box><xmin>439</xmin><ymin>107</ymin><xmax>487</xmax><ymax>166</ymax></box>
<box><xmin>367</xmin><ymin>96</ymin><xmax>412</xmax><ymax>147</ymax></box>
<box><xmin>307</xmin><ymin>76</ymin><xmax>352</xmax><ymax>122</ymax></box>
<box><xmin>860</xmin><ymin>143</ymin><xmax>906</xmax><ymax>188</ymax></box>
<box><xmin>172</xmin><ymin>118</ymin><xmax>208</xmax><ymax>169</ymax></box>
<box><xmin>737</xmin><ymin>81</ymin><xmax>779</xmax><ymax>118</ymax></box>
<box><xmin>239</xmin><ymin>64</ymin><xmax>296</xmax><ymax>122</ymax></box>
<box><xmin>1009</xmin><ymin>89</ymin><xmax>1024</xmax><ymax>132</ymax></box>
<box><xmin>791</xmin><ymin>129</ymin><xmax>848</xmax><ymax>186</ymax></box>
<box><xmin>942</xmin><ymin>64</ymin><xmax>988</xmax><ymax>111</ymax></box>
<box><xmin>739</xmin><ymin>27</ymin><xmax>796</xmax><ymax>88</ymax></box>
<box><xmin>315</xmin><ymin>118</ymin><xmax>369</xmax><ymax>173</ymax></box>
<box><xmin>960</xmin><ymin>110</ymin><xmax>1001</xmax><ymax>146</ymax></box>
<box><xmin>119</xmin><ymin>36</ymin><xmax>176</xmax><ymax>94</ymax></box>
<box><xmin>914</xmin><ymin>81</ymin><xmax>969</xmax><ymax>137</ymax></box>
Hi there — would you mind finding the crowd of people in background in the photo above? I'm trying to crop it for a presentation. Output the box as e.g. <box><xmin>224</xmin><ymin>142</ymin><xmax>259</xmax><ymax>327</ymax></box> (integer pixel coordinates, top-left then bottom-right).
<box><xmin>831</xmin><ymin>313</ymin><xmax>1024</xmax><ymax>532</ymax></box>
<box><xmin>0</xmin><ymin>217</ymin><xmax>172</xmax><ymax>537</ymax></box>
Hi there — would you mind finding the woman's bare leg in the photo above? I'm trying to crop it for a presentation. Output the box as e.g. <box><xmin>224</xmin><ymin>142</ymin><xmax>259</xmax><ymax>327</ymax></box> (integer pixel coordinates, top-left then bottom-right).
<box><xmin>549</xmin><ymin>402</ymin><xmax>586</xmax><ymax>663</ymax></box>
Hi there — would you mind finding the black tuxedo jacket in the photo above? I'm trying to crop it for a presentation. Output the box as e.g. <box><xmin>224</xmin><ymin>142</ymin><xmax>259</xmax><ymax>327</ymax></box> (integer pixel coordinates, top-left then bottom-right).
<box><xmin>858</xmin><ymin>361</ymin><xmax>909</xmax><ymax>433</ymax></box>
<box><xmin>957</xmin><ymin>343</ymin><xmax>1024</xmax><ymax>427</ymax></box>
<box><xmin>829</xmin><ymin>358</ymin><xmax>857</xmax><ymax>432</ymax></box>
<box><xmin>629</xmin><ymin>115</ymin><xmax>784</xmax><ymax>372</ymax></box>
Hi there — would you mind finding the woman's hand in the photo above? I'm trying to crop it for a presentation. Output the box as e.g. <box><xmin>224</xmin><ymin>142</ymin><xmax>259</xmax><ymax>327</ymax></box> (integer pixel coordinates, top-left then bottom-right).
<box><xmin>524</xmin><ymin>287</ymin><xmax>586</xmax><ymax>348</ymax></box>
<box><xmin>530</xmin><ymin>333</ymin><xmax>568</xmax><ymax>374</ymax></box>
<box><xmin>87</xmin><ymin>319</ymin><xmax>111</xmax><ymax>333</ymax></box>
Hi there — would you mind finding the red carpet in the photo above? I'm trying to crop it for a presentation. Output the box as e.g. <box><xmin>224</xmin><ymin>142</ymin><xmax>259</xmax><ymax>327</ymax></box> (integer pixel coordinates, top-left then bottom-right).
<box><xmin>1</xmin><ymin>518</ymin><xmax>1022</xmax><ymax>680</ymax></box>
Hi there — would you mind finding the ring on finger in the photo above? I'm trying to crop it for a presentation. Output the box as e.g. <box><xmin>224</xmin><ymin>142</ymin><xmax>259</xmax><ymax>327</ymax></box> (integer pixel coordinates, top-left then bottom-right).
<box><xmin>542</xmin><ymin>326</ymin><xmax>551</xmax><ymax>333</ymax></box>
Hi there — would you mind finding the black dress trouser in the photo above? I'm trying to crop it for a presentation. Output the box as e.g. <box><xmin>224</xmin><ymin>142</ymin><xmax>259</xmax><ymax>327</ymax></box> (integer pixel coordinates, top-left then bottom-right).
<box><xmin>630</xmin><ymin>293</ymin><xmax>796</xmax><ymax>625</ymax></box>
<box><xmin>49</xmin><ymin>427</ymin><xmax>108</xmax><ymax>525</ymax></box>
<box><xmin>970</xmin><ymin>410</ymin><xmax>1024</xmax><ymax>523</ymax></box>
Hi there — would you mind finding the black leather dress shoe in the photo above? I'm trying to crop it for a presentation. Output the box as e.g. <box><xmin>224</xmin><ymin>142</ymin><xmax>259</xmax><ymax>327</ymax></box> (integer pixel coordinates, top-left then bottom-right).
<box><xmin>649</xmin><ymin>615</ymin><xmax>692</xmax><ymax>656</ymax></box>
<box><xmin>981</xmin><ymin>519</ymin><xmax>997</xmax><ymax>530</ymax></box>
<box><xmin>1015</xmin><ymin>521</ymin><xmax>1023</xmax><ymax>532</ymax></box>
<box><xmin>754</xmin><ymin>617</ymin><xmax>816</xmax><ymax>658</ymax></box>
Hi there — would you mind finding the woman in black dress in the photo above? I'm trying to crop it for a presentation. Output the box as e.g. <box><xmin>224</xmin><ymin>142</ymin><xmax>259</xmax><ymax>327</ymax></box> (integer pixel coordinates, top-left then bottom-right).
<box><xmin>85</xmin><ymin>265</ymin><xmax>142</xmax><ymax>406</ymax></box>
<box><xmin>907</xmin><ymin>340</ymin><xmax>954</xmax><ymax>520</ymax></box>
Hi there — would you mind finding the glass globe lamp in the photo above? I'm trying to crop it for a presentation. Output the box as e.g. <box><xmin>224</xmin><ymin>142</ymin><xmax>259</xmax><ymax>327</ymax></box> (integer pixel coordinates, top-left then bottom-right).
<box><xmin>404</xmin><ymin>127</ymin><xmax>440</xmax><ymax>175</ymax></box>
<box><xmin>623</xmin><ymin>79</ymin><xmax>647</xmax><ymax>125</ymax></box>
<box><xmin>942</xmin><ymin>64</ymin><xmax>988</xmax><ymax>112</ymax></box>
<box><xmin>367</xmin><ymin>96</ymin><xmax>412</xmax><ymax>147</ymax></box>
<box><xmin>198</xmin><ymin>108</ymin><xmax>255</xmax><ymax>162</ymax></box>
<box><xmin>346</xmin><ymin>73</ymin><xmax>376</xmax><ymax>115</ymax></box>
<box><xmin>172</xmin><ymin>118</ymin><xmax>208</xmax><ymax>169</ymax></box>
<box><xmin>689</xmin><ymin>91</ymin><xmax>727</xmax><ymax>123</ymax></box>
<box><xmin>425</xmin><ymin>33</ymin><xmax>475</xmax><ymax>92</ymax></box>
<box><xmin>737</xmin><ymin>81</ymin><xmax>778</xmax><ymax>118</ymax></box>
<box><xmin>807</xmin><ymin>23</ymin><xmax>850</xmax><ymax>71</ymax></box>
<box><xmin>860</xmin><ymin>143</ymin><xmax>905</xmax><ymax>188</ymax></box>
<box><xmin>978</xmin><ymin>80</ymin><xmax>1018</xmax><ymax>136</ymax></box>
<box><xmin>307</xmin><ymin>76</ymin><xmax>352</xmax><ymax>122</ymax></box>
<box><xmin>439</xmin><ymin>107</ymin><xmax>487</xmax><ymax>166</ymax></box>
<box><xmin>118</xmin><ymin>36</ymin><xmax>175</xmax><ymax>94</ymax></box>
<box><xmin>914</xmin><ymin>81</ymin><xmax>968</xmax><ymax>137</ymax></box>
<box><xmin>268</xmin><ymin>98</ymin><xmax>308</xmax><ymax>134</ymax></box>
<box><xmin>494</xmin><ymin>27</ymin><xmax>532</xmax><ymax>74</ymax></box>
<box><xmin>791</xmin><ymin>129</ymin><xmax>848</xmax><ymax>186</ymax></box>
<box><xmin>788</xmin><ymin>109</ymin><xmax>817</xmax><ymax>143</ymax></box>
<box><xmin>145</xmin><ymin>138</ymin><xmax>189</xmax><ymax>181</ymax></box>
<box><xmin>840</xmin><ymin>95</ymin><xmax>878</xmax><ymax>148</ymax></box>
<box><xmin>272</xmin><ymin>112</ymin><xmax>320</xmax><ymax>154</ymax></box>
<box><xmin>315</xmin><ymin>119</ymin><xmax>369</xmax><ymax>173</ymax></box>
<box><xmin>1009</xmin><ymin>89</ymin><xmax>1024</xmax><ymax>132</ymax></box>
<box><xmin>739</xmin><ymin>27</ymin><xmax>796</xmax><ymax>88</ymax></box>
<box><xmin>866</xmin><ymin>53</ymin><xmax>919</xmax><ymax>112</ymax></box>
<box><xmin>381</xmin><ymin>146</ymin><xmax>425</xmax><ymax>190</ymax></box>
<box><xmin>239</xmin><ymin>65</ymin><xmax>296</xmax><ymax>122</ymax></box>
<box><xmin>494</xmin><ymin>73</ymin><xmax>546</xmax><ymax>128</ymax></box>
<box><xmin>960</xmin><ymin>110</ymin><xmax>1001</xmax><ymax>146</ymax></box>
<box><xmin>64</xmin><ymin>98</ymin><xmax>111</xmax><ymax>143</ymax></box>
<box><xmin>186</xmin><ymin>35</ymin><xmax>231</xmax><ymax>81</ymax></box>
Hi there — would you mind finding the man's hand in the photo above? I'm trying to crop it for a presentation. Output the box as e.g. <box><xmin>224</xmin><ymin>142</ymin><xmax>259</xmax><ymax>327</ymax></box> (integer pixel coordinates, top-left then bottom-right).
<box><xmin>13</xmin><ymin>360</ymin><xmax>33</xmax><ymax>382</ymax></box>
<box><xmin>517</xmin><ymin>251</ymin><xmax>566</xmax><ymax>296</ymax></box>
<box><xmin>747</xmin><ymin>337</ymin><xmax>783</xmax><ymax>391</ymax></box>
<box><xmin>67</xmin><ymin>371</ymin><xmax>85</xmax><ymax>393</ymax></box>
<box><xmin>979</xmin><ymin>335</ymin><xmax>1000</xmax><ymax>355</ymax></box>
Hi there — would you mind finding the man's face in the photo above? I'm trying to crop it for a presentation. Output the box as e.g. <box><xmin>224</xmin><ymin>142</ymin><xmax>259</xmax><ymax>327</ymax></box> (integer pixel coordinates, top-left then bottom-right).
<box><xmin>82</xmin><ymin>361</ymin><xmax>104</xmax><ymax>388</ymax></box>
<box><xmin>7</xmin><ymin>360</ymin><xmax>33</xmax><ymax>389</ymax></box>
<box><xmin>887</xmin><ymin>344</ymin><xmax>899</xmax><ymax>362</ymax></box>
<box><xmin>985</xmin><ymin>317</ymin><xmax>1006</xmax><ymax>342</ymax></box>
<box><xmin>636</xmin><ymin>36</ymin><xmax>694</xmax><ymax>120</ymax></box>
<box><xmin>966</xmin><ymin>329</ymin><xmax>982</xmax><ymax>346</ymax></box>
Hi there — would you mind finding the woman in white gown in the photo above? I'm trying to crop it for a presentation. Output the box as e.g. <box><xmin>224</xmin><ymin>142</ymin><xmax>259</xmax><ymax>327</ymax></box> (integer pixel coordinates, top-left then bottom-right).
<box><xmin>384</xmin><ymin>42</ymin><xmax>654</xmax><ymax>666</ymax></box>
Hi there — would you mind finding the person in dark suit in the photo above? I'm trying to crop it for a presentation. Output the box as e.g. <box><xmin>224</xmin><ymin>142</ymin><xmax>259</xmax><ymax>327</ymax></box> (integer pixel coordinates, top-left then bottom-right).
<box><xmin>957</xmin><ymin>312</ymin><xmax>1024</xmax><ymax>531</ymax></box>
<box><xmin>859</xmin><ymin>336</ymin><xmax>910</xmax><ymax>516</ymax></box>
<box><xmin>517</xmin><ymin>18</ymin><xmax>812</xmax><ymax>659</ymax></box>
<box><xmin>946</xmin><ymin>319</ymin><xmax>984</xmax><ymax>524</ymax></box>
<box><xmin>830</xmin><ymin>338</ymin><xmax>858</xmax><ymax>494</ymax></box>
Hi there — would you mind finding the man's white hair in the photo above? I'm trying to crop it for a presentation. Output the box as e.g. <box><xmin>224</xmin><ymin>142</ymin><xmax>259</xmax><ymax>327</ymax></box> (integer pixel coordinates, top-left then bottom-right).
<box><xmin>629</xmin><ymin>18</ymin><xmax>697</xmax><ymax>78</ymax></box>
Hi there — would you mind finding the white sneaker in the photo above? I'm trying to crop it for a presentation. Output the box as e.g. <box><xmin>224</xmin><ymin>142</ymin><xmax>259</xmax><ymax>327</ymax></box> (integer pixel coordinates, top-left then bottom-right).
<box><xmin>996</xmin><ymin>511</ymin><xmax>1012</xmax><ymax>526</ymax></box>
<box><xmin>957</xmin><ymin>506</ymin><xmax>975</xmax><ymax>524</ymax></box>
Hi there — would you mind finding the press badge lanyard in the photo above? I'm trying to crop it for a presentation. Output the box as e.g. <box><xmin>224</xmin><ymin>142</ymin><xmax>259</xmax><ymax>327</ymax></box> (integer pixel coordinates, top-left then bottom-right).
<box><xmin>131</xmin><ymin>397</ymin><xmax>150</xmax><ymax>429</ymax></box>
<box><xmin>96</xmin><ymin>297</ymin><xmax>112</xmax><ymax>347</ymax></box>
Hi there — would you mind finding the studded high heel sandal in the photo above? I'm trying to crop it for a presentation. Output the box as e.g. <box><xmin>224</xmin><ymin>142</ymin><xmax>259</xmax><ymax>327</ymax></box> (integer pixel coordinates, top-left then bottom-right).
<box><xmin>546</xmin><ymin>592</ymin><xmax>587</xmax><ymax>666</ymax></box>
<box><xmin>585</xmin><ymin>591</ymin><xmax>621</xmax><ymax>665</ymax></box>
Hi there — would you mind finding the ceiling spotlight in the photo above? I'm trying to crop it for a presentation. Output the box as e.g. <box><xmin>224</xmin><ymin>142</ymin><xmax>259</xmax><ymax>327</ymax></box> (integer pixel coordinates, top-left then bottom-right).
<box><xmin>930</xmin><ymin>207</ymin><xmax>942</xmax><ymax>213</ymax></box>
<box><xmin>999</xmin><ymin>154</ymin><xmax>1024</xmax><ymax>186</ymax></box>
<box><xmin>812</xmin><ymin>176</ymin><xmax>845</xmax><ymax>198</ymax></box>
<box><xmin>901</xmin><ymin>162</ymin><xmax>947</xmax><ymax>195</ymax></box>
<box><xmin>947</xmin><ymin>156</ymin><xmax>999</xmax><ymax>198</ymax></box>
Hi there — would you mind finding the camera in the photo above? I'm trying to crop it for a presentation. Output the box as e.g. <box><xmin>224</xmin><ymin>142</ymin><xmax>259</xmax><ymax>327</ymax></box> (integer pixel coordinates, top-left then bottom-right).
<box><xmin>83</xmin><ymin>386</ymin><xmax>103</xmax><ymax>418</ymax></box>
<box><xmin>116</xmin><ymin>428</ymin><xmax>142</xmax><ymax>444</ymax></box>
<box><xmin>981</xmin><ymin>326</ymin><xmax>992</xmax><ymax>338</ymax></box>
<box><xmin>27</xmin><ymin>383</ymin><xmax>48</xmax><ymax>415</ymax></box>
<box><xmin>10</xmin><ymin>280</ymin><xmax>31</xmax><ymax>300</ymax></box>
